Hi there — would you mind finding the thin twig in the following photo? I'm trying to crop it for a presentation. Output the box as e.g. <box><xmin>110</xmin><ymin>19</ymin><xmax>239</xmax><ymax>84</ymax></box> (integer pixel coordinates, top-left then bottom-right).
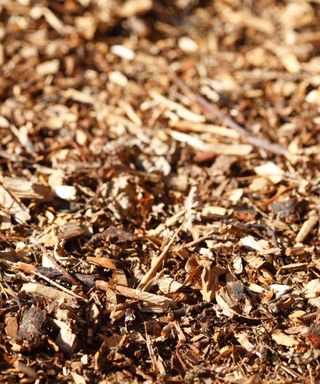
<box><xmin>172</xmin><ymin>73</ymin><xmax>288</xmax><ymax>156</ymax></box>
<box><xmin>96</xmin><ymin>280</ymin><xmax>175</xmax><ymax>311</ymax></box>
<box><xmin>175</xmin><ymin>229</ymin><xmax>225</xmax><ymax>250</ymax></box>
<box><xmin>41</xmin><ymin>246</ymin><xmax>85</xmax><ymax>289</ymax></box>
<box><xmin>138</xmin><ymin>223</ymin><xmax>184</xmax><ymax>290</ymax></box>
<box><xmin>35</xmin><ymin>272</ymin><xmax>87</xmax><ymax>301</ymax></box>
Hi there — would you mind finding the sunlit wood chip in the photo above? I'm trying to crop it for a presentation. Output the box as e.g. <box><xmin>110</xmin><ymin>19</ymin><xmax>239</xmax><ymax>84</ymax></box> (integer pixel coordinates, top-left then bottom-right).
<box><xmin>239</xmin><ymin>235</ymin><xmax>270</xmax><ymax>254</ymax></box>
<box><xmin>271</xmin><ymin>330</ymin><xmax>298</xmax><ymax>347</ymax></box>
<box><xmin>75</xmin><ymin>15</ymin><xmax>96</xmax><ymax>39</ymax></box>
<box><xmin>202</xmin><ymin>206</ymin><xmax>226</xmax><ymax>218</ymax></box>
<box><xmin>109</xmin><ymin>71</ymin><xmax>128</xmax><ymax>87</ymax></box>
<box><xmin>178</xmin><ymin>36</ymin><xmax>198</xmax><ymax>53</ymax></box>
<box><xmin>54</xmin><ymin>319</ymin><xmax>77</xmax><ymax>354</ymax></box>
<box><xmin>158</xmin><ymin>275</ymin><xmax>183</xmax><ymax>294</ymax></box>
<box><xmin>111</xmin><ymin>45</ymin><xmax>135</xmax><ymax>60</ymax></box>
<box><xmin>36</xmin><ymin>59</ymin><xmax>59</xmax><ymax>76</ymax></box>
<box><xmin>62</xmin><ymin>89</ymin><xmax>95</xmax><ymax>104</ymax></box>
<box><xmin>71</xmin><ymin>372</ymin><xmax>86</xmax><ymax>384</ymax></box>
<box><xmin>0</xmin><ymin>185</ymin><xmax>31</xmax><ymax>223</ymax></box>
<box><xmin>118</xmin><ymin>0</ymin><xmax>153</xmax><ymax>18</ymax></box>
<box><xmin>304</xmin><ymin>279</ymin><xmax>320</xmax><ymax>299</ymax></box>
<box><xmin>254</xmin><ymin>161</ymin><xmax>284</xmax><ymax>184</ymax></box>
<box><xmin>55</xmin><ymin>185</ymin><xmax>77</xmax><ymax>201</ymax></box>
<box><xmin>21</xmin><ymin>283</ymin><xmax>78</xmax><ymax>307</ymax></box>
<box><xmin>227</xmin><ymin>188</ymin><xmax>243</xmax><ymax>203</ymax></box>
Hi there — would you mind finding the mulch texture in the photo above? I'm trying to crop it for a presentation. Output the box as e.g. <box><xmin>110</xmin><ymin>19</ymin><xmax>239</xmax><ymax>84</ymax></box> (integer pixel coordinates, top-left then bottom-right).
<box><xmin>1</xmin><ymin>1</ymin><xmax>320</xmax><ymax>383</ymax></box>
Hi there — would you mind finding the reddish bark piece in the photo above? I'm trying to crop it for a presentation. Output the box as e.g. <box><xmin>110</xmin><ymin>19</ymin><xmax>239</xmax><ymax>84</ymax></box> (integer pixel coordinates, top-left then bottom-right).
<box><xmin>307</xmin><ymin>323</ymin><xmax>320</xmax><ymax>347</ymax></box>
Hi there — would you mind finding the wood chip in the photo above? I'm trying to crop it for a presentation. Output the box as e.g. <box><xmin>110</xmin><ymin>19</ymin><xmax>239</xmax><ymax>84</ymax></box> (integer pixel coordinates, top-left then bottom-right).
<box><xmin>271</xmin><ymin>330</ymin><xmax>298</xmax><ymax>347</ymax></box>
<box><xmin>96</xmin><ymin>280</ymin><xmax>175</xmax><ymax>311</ymax></box>
<box><xmin>296</xmin><ymin>216</ymin><xmax>318</xmax><ymax>243</ymax></box>
<box><xmin>32</xmin><ymin>222</ymin><xmax>90</xmax><ymax>246</ymax></box>
<box><xmin>0</xmin><ymin>184</ymin><xmax>31</xmax><ymax>224</ymax></box>
<box><xmin>21</xmin><ymin>283</ymin><xmax>78</xmax><ymax>308</ymax></box>
<box><xmin>1</xmin><ymin>0</ymin><xmax>319</xmax><ymax>381</ymax></box>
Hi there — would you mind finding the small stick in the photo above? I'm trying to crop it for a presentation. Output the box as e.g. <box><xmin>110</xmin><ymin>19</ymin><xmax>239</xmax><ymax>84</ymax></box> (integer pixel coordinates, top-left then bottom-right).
<box><xmin>95</xmin><ymin>280</ymin><xmax>175</xmax><ymax>311</ymax></box>
<box><xmin>175</xmin><ymin>229</ymin><xmax>224</xmax><ymax>250</ymax></box>
<box><xmin>42</xmin><ymin>246</ymin><xmax>84</xmax><ymax>289</ymax></box>
<box><xmin>145</xmin><ymin>323</ymin><xmax>160</xmax><ymax>374</ymax></box>
<box><xmin>296</xmin><ymin>216</ymin><xmax>318</xmax><ymax>243</ymax></box>
<box><xmin>138</xmin><ymin>223</ymin><xmax>184</xmax><ymax>290</ymax></box>
<box><xmin>172</xmin><ymin>74</ymin><xmax>288</xmax><ymax>156</ymax></box>
<box><xmin>35</xmin><ymin>272</ymin><xmax>87</xmax><ymax>301</ymax></box>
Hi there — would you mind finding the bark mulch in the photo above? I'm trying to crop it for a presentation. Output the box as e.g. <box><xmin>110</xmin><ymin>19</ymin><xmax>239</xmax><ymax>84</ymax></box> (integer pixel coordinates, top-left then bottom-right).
<box><xmin>1</xmin><ymin>1</ymin><xmax>320</xmax><ymax>383</ymax></box>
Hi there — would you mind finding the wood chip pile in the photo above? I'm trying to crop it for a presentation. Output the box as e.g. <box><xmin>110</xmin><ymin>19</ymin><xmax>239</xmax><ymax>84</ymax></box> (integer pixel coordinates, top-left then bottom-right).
<box><xmin>1</xmin><ymin>0</ymin><xmax>320</xmax><ymax>382</ymax></box>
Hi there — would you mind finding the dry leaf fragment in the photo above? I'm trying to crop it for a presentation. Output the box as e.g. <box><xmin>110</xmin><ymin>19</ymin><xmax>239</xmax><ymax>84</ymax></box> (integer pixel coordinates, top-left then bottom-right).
<box><xmin>200</xmin><ymin>261</ymin><xmax>220</xmax><ymax>303</ymax></box>
<box><xmin>245</xmin><ymin>254</ymin><xmax>265</xmax><ymax>269</ymax></box>
<box><xmin>235</xmin><ymin>332</ymin><xmax>255</xmax><ymax>353</ymax></box>
<box><xmin>216</xmin><ymin>281</ymin><xmax>252</xmax><ymax>317</ymax></box>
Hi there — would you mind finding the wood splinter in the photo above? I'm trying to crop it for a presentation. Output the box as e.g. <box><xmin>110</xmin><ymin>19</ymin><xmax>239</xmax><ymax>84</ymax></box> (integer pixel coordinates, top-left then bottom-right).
<box><xmin>95</xmin><ymin>280</ymin><xmax>176</xmax><ymax>311</ymax></box>
<box><xmin>296</xmin><ymin>216</ymin><xmax>318</xmax><ymax>243</ymax></box>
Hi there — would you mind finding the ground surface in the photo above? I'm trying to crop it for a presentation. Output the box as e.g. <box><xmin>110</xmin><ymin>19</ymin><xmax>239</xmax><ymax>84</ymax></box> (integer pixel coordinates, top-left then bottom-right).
<box><xmin>1</xmin><ymin>1</ymin><xmax>320</xmax><ymax>383</ymax></box>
